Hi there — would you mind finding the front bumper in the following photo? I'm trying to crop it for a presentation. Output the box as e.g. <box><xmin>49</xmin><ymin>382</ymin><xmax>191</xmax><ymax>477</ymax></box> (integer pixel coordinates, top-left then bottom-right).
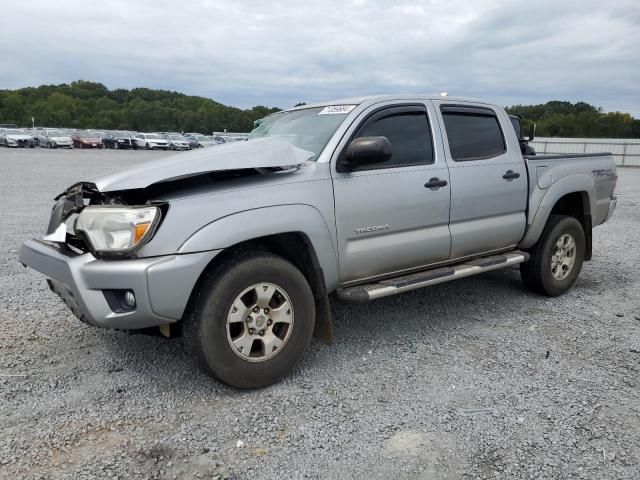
<box><xmin>116</xmin><ymin>140</ymin><xmax>135</xmax><ymax>148</ymax></box>
<box><xmin>19</xmin><ymin>239</ymin><xmax>217</xmax><ymax>329</ymax></box>
<box><xmin>76</xmin><ymin>142</ymin><xmax>101</xmax><ymax>148</ymax></box>
<box><xmin>7</xmin><ymin>139</ymin><xmax>32</xmax><ymax>147</ymax></box>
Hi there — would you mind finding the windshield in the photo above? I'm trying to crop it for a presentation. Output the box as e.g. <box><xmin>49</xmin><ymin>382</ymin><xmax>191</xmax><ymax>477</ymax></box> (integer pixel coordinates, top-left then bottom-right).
<box><xmin>6</xmin><ymin>129</ymin><xmax>25</xmax><ymax>134</ymax></box>
<box><xmin>196</xmin><ymin>135</ymin><xmax>209</xmax><ymax>141</ymax></box>
<box><xmin>48</xmin><ymin>130</ymin><xmax>65</xmax><ymax>137</ymax></box>
<box><xmin>169</xmin><ymin>135</ymin><xmax>185</xmax><ymax>140</ymax></box>
<box><xmin>249</xmin><ymin>106</ymin><xmax>354</xmax><ymax>156</ymax></box>
<box><xmin>146</xmin><ymin>134</ymin><xmax>162</xmax><ymax>139</ymax></box>
<box><xmin>76</xmin><ymin>132</ymin><xmax>98</xmax><ymax>138</ymax></box>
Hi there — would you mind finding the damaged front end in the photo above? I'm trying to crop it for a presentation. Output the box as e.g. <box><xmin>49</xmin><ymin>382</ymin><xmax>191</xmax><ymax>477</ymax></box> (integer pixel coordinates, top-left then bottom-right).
<box><xmin>43</xmin><ymin>182</ymin><xmax>167</xmax><ymax>259</ymax></box>
<box><xmin>44</xmin><ymin>182</ymin><xmax>104</xmax><ymax>247</ymax></box>
<box><xmin>19</xmin><ymin>138</ymin><xmax>316</xmax><ymax>330</ymax></box>
<box><xmin>19</xmin><ymin>179</ymin><xmax>216</xmax><ymax>330</ymax></box>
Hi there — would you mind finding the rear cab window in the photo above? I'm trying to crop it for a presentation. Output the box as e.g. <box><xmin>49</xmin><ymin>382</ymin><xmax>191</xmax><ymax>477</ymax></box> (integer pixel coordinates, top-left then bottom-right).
<box><xmin>441</xmin><ymin>106</ymin><xmax>506</xmax><ymax>161</ymax></box>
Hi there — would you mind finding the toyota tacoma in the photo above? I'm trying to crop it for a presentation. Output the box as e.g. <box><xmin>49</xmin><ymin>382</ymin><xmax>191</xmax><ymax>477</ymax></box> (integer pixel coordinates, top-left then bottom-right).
<box><xmin>19</xmin><ymin>94</ymin><xmax>618</xmax><ymax>388</ymax></box>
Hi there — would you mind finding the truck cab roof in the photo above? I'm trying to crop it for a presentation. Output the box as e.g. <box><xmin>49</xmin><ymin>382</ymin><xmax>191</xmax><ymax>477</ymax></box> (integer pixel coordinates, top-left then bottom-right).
<box><xmin>288</xmin><ymin>94</ymin><xmax>494</xmax><ymax>111</ymax></box>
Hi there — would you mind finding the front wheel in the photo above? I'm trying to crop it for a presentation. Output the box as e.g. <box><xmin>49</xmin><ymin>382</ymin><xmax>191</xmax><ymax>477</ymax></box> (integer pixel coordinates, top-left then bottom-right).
<box><xmin>183</xmin><ymin>253</ymin><xmax>315</xmax><ymax>389</ymax></box>
<box><xmin>520</xmin><ymin>215</ymin><xmax>585</xmax><ymax>296</ymax></box>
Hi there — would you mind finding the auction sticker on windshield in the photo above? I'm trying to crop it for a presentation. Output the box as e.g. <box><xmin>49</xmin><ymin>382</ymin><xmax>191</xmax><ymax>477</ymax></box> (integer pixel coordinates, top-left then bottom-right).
<box><xmin>319</xmin><ymin>105</ymin><xmax>356</xmax><ymax>115</ymax></box>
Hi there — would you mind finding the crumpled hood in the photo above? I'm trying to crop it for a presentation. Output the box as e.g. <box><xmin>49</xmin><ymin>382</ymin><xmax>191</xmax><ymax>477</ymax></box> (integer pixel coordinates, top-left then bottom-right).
<box><xmin>90</xmin><ymin>137</ymin><xmax>315</xmax><ymax>192</ymax></box>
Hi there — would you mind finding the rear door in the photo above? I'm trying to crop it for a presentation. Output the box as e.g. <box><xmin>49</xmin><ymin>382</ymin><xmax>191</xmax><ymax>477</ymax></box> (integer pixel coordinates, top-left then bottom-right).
<box><xmin>332</xmin><ymin>102</ymin><xmax>451</xmax><ymax>284</ymax></box>
<box><xmin>434</xmin><ymin>102</ymin><xmax>527</xmax><ymax>258</ymax></box>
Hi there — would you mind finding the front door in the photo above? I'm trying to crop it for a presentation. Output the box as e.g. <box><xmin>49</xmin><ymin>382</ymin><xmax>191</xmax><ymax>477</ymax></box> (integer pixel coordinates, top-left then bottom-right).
<box><xmin>332</xmin><ymin>103</ymin><xmax>451</xmax><ymax>284</ymax></box>
<box><xmin>434</xmin><ymin>102</ymin><xmax>528</xmax><ymax>258</ymax></box>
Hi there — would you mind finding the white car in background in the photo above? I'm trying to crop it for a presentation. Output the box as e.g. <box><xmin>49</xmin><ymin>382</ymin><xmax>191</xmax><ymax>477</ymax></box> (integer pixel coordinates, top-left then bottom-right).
<box><xmin>134</xmin><ymin>133</ymin><xmax>169</xmax><ymax>150</ymax></box>
<box><xmin>39</xmin><ymin>129</ymin><xmax>74</xmax><ymax>148</ymax></box>
<box><xmin>0</xmin><ymin>128</ymin><xmax>35</xmax><ymax>147</ymax></box>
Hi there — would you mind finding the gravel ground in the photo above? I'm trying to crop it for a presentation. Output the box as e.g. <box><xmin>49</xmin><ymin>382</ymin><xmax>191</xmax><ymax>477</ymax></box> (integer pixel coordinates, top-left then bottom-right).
<box><xmin>1</xmin><ymin>148</ymin><xmax>639</xmax><ymax>480</ymax></box>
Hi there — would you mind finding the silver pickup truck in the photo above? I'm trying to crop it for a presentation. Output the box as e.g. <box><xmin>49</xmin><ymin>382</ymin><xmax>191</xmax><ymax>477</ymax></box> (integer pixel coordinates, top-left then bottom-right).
<box><xmin>20</xmin><ymin>94</ymin><xmax>618</xmax><ymax>388</ymax></box>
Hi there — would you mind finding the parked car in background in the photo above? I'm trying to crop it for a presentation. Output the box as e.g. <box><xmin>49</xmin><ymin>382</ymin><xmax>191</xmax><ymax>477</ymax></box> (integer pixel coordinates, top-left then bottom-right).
<box><xmin>183</xmin><ymin>136</ymin><xmax>200</xmax><ymax>149</ymax></box>
<box><xmin>0</xmin><ymin>128</ymin><xmax>35</xmax><ymax>147</ymax></box>
<box><xmin>40</xmin><ymin>129</ymin><xmax>74</xmax><ymax>148</ymax></box>
<box><xmin>165</xmin><ymin>134</ymin><xmax>192</xmax><ymax>150</ymax></box>
<box><xmin>71</xmin><ymin>131</ymin><xmax>103</xmax><ymax>149</ymax></box>
<box><xmin>224</xmin><ymin>135</ymin><xmax>248</xmax><ymax>142</ymax></box>
<box><xmin>185</xmin><ymin>134</ymin><xmax>217</xmax><ymax>148</ymax></box>
<box><xmin>134</xmin><ymin>133</ymin><xmax>169</xmax><ymax>150</ymax></box>
<box><xmin>88</xmin><ymin>130</ymin><xmax>107</xmax><ymax>141</ymax></box>
<box><xmin>103</xmin><ymin>131</ymin><xmax>138</xmax><ymax>150</ymax></box>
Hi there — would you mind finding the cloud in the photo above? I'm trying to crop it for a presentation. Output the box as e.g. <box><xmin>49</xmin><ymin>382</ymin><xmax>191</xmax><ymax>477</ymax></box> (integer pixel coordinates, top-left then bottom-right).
<box><xmin>1</xmin><ymin>0</ymin><xmax>639</xmax><ymax>115</ymax></box>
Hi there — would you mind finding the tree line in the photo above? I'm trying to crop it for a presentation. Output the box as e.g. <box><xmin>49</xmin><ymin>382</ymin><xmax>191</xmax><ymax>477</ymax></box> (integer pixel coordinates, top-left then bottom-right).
<box><xmin>0</xmin><ymin>81</ymin><xmax>638</xmax><ymax>137</ymax></box>
<box><xmin>506</xmin><ymin>101</ymin><xmax>640</xmax><ymax>138</ymax></box>
<box><xmin>0</xmin><ymin>81</ymin><xmax>280</xmax><ymax>133</ymax></box>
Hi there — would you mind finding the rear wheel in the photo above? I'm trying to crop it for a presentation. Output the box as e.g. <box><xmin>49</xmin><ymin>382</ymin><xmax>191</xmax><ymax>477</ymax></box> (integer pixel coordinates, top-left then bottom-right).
<box><xmin>183</xmin><ymin>253</ymin><xmax>315</xmax><ymax>389</ymax></box>
<box><xmin>520</xmin><ymin>215</ymin><xmax>585</xmax><ymax>296</ymax></box>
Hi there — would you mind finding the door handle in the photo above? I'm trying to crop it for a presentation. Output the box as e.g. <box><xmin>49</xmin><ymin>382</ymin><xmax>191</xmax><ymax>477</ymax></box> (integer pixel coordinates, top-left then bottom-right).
<box><xmin>424</xmin><ymin>178</ymin><xmax>448</xmax><ymax>189</ymax></box>
<box><xmin>502</xmin><ymin>170</ymin><xmax>520</xmax><ymax>180</ymax></box>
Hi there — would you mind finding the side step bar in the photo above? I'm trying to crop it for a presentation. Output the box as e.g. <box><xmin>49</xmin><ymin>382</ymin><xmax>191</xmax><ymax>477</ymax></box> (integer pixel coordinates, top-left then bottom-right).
<box><xmin>336</xmin><ymin>251</ymin><xmax>529</xmax><ymax>303</ymax></box>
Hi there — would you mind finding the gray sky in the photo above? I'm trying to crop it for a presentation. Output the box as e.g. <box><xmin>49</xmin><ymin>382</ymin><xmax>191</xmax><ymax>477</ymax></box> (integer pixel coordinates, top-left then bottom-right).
<box><xmin>1</xmin><ymin>0</ymin><xmax>639</xmax><ymax>115</ymax></box>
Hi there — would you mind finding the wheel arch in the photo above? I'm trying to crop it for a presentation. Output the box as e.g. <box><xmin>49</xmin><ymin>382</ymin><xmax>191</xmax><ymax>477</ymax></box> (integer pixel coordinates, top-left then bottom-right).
<box><xmin>520</xmin><ymin>175</ymin><xmax>594</xmax><ymax>259</ymax></box>
<box><xmin>178</xmin><ymin>205</ymin><xmax>339</xmax><ymax>342</ymax></box>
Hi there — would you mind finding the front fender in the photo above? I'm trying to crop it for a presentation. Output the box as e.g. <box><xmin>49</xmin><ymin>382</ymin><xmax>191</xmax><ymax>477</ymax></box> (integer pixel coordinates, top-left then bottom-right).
<box><xmin>520</xmin><ymin>174</ymin><xmax>595</xmax><ymax>249</ymax></box>
<box><xmin>178</xmin><ymin>204</ymin><xmax>340</xmax><ymax>291</ymax></box>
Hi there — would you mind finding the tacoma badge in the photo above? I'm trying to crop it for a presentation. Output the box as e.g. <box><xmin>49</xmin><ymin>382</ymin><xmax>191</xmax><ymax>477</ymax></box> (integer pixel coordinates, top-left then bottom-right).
<box><xmin>355</xmin><ymin>224</ymin><xmax>390</xmax><ymax>234</ymax></box>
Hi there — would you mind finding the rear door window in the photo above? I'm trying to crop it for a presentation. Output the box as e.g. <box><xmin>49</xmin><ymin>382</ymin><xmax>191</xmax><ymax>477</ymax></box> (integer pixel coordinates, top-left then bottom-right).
<box><xmin>441</xmin><ymin>107</ymin><xmax>506</xmax><ymax>161</ymax></box>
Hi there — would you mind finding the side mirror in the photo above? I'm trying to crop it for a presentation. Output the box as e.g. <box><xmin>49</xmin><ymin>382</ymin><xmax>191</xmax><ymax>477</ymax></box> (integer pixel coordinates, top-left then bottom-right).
<box><xmin>341</xmin><ymin>136</ymin><xmax>392</xmax><ymax>171</ymax></box>
<box><xmin>527</xmin><ymin>123</ymin><xmax>536</xmax><ymax>142</ymax></box>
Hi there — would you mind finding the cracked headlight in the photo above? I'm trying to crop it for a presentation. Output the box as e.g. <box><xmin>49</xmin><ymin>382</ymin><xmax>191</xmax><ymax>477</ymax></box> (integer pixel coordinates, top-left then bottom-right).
<box><xmin>75</xmin><ymin>206</ymin><xmax>160</xmax><ymax>256</ymax></box>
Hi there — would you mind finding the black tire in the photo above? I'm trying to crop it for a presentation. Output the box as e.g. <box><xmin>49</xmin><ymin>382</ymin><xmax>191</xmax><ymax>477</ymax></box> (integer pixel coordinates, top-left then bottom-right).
<box><xmin>520</xmin><ymin>215</ymin><xmax>585</xmax><ymax>296</ymax></box>
<box><xmin>183</xmin><ymin>253</ymin><xmax>315</xmax><ymax>389</ymax></box>
<box><xmin>145</xmin><ymin>142</ymin><xmax>150</xmax><ymax>150</ymax></box>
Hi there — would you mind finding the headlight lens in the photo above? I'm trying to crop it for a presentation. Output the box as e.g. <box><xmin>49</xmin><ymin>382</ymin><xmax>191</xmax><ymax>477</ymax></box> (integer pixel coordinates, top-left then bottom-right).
<box><xmin>75</xmin><ymin>206</ymin><xmax>160</xmax><ymax>255</ymax></box>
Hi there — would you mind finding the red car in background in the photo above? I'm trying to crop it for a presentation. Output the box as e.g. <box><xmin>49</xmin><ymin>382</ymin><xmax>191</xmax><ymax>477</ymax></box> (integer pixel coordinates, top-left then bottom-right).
<box><xmin>72</xmin><ymin>131</ymin><xmax>104</xmax><ymax>149</ymax></box>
